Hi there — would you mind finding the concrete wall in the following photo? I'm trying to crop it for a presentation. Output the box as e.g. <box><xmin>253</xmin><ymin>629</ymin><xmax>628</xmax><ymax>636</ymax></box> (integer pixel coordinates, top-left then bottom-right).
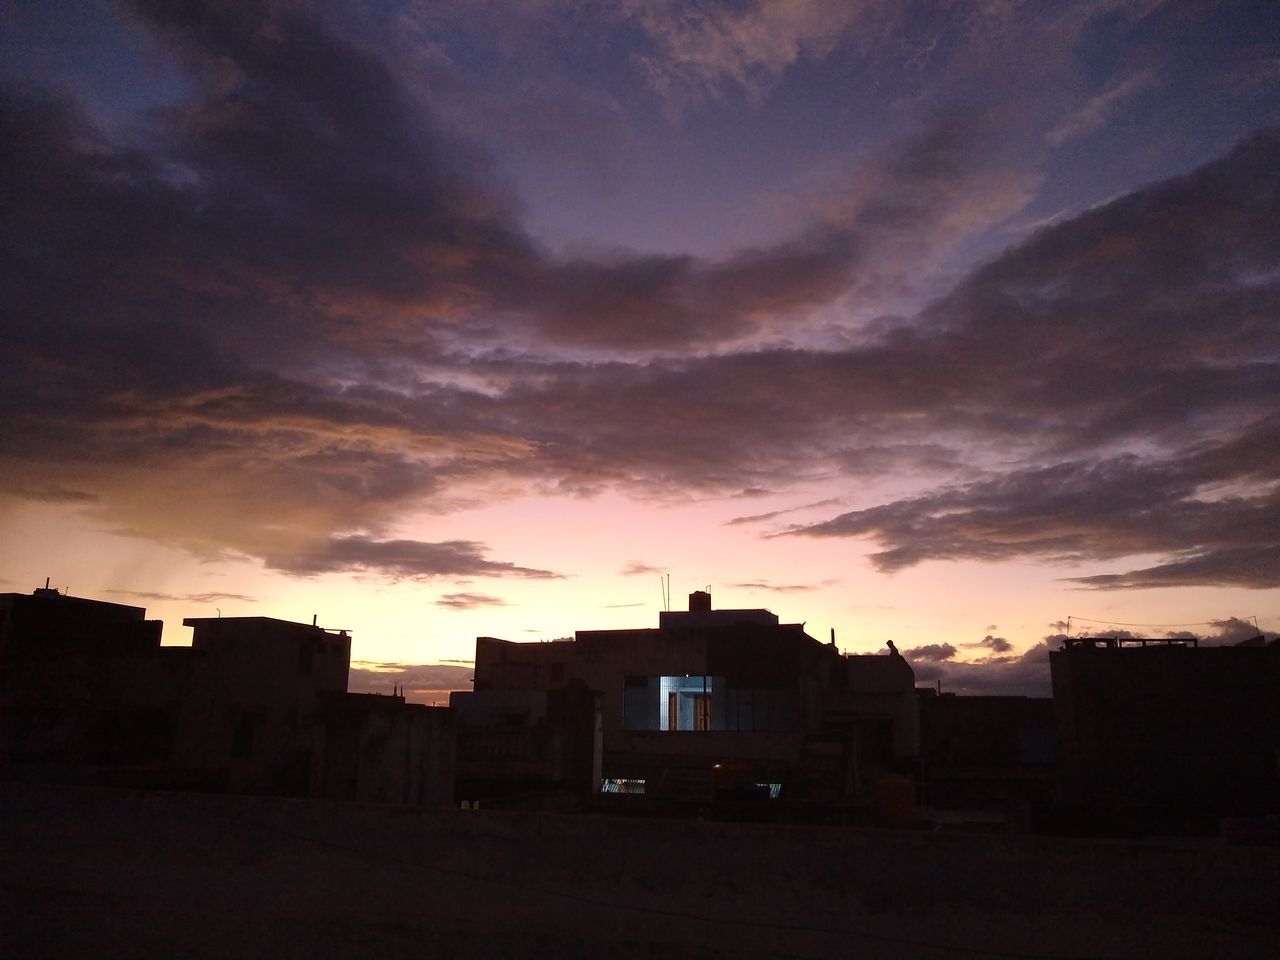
<box><xmin>317</xmin><ymin>696</ymin><xmax>454</xmax><ymax>807</ymax></box>
<box><xmin>177</xmin><ymin>619</ymin><xmax>348</xmax><ymax>793</ymax></box>
<box><xmin>474</xmin><ymin>636</ymin><xmax>574</xmax><ymax>692</ymax></box>
<box><xmin>451</xmin><ymin>686</ymin><xmax>600</xmax><ymax>805</ymax></box>
<box><xmin>835</xmin><ymin>654</ymin><xmax>919</xmax><ymax>759</ymax></box>
<box><xmin>1051</xmin><ymin>642</ymin><xmax>1280</xmax><ymax>817</ymax></box>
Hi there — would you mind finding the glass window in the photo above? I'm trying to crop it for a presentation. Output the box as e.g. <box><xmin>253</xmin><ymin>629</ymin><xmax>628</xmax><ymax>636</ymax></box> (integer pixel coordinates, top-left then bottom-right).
<box><xmin>600</xmin><ymin>778</ymin><xmax>646</xmax><ymax>794</ymax></box>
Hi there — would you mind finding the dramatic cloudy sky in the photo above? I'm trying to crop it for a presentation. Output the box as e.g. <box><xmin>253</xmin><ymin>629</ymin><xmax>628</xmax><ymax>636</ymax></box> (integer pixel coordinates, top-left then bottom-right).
<box><xmin>3</xmin><ymin>0</ymin><xmax>1278</xmax><ymax>700</ymax></box>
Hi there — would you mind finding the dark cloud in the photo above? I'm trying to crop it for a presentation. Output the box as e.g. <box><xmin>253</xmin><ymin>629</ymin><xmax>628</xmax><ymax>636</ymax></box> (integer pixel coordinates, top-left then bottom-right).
<box><xmin>966</xmin><ymin>635</ymin><xmax>1012</xmax><ymax>654</ymax></box>
<box><xmin>1206</xmin><ymin>617</ymin><xmax>1276</xmax><ymax>644</ymax></box>
<box><xmin>0</xmin><ymin>1</ymin><xmax>883</xmax><ymax>575</ymax></box>
<box><xmin>105</xmin><ymin>589</ymin><xmax>257</xmax><ymax>605</ymax></box>
<box><xmin>266</xmin><ymin>538</ymin><xmax>558</xmax><ymax>581</ymax></box>
<box><xmin>901</xmin><ymin>643</ymin><xmax>956</xmax><ymax>662</ymax></box>
<box><xmin>530</xmin><ymin>228</ymin><xmax>858</xmax><ymax>348</ymax></box>
<box><xmin>795</xmin><ymin>448</ymin><xmax>1280</xmax><ymax>588</ymax></box>
<box><xmin>787</xmin><ymin>130</ymin><xmax>1280</xmax><ymax>588</ymax></box>
<box><xmin>729</xmin><ymin>580</ymin><xmax>830</xmax><ymax>593</ymax></box>
<box><xmin>725</xmin><ymin>498</ymin><xmax>843</xmax><ymax>526</ymax></box>
<box><xmin>498</xmin><ymin>107</ymin><xmax>1026</xmax><ymax>350</ymax></box>
<box><xmin>1</xmin><ymin>0</ymin><xmax>1277</xmax><ymax>594</ymax></box>
<box><xmin>621</xmin><ymin>562</ymin><xmax>664</xmax><ymax>576</ymax></box>
<box><xmin>1066</xmin><ymin>544</ymin><xmax>1280</xmax><ymax>590</ymax></box>
<box><xmin>436</xmin><ymin>591</ymin><xmax>506</xmax><ymax>610</ymax></box>
<box><xmin>0</xmin><ymin>3</ymin><xmax>543</xmax><ymax>577</ymax></box>
<box><xmin>909</xmin><ymin>640</ymin><xmax>1055</xmax><ymax>697</ymax></box>
<box><xmin>2</xmin><ymin>485</ymin><xmax>98</xmax><ymax>505</ymax></box>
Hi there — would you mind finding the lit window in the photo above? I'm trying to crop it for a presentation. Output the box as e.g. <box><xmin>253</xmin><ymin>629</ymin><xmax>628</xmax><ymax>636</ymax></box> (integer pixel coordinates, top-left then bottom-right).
<box><xmin>600</xmin><ymin>778</ymin><xmax>646</xmax><ymax>794</ymax></box>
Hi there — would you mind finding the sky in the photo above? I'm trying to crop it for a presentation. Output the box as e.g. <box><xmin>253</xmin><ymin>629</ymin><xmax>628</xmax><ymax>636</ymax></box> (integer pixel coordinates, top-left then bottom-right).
<box><xmin>2</xmin><ymin>0</ymin><xmax>1278</xmax><ymax>702</ymax></box>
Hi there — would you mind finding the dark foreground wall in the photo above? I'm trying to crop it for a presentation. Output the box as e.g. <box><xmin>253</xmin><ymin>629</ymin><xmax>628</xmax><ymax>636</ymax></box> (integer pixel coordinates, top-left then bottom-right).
<box><xmin>1051</xmin><ymin>642</ymin><xmax>1280</xmax><ymax>819</ymax></box>
<box><xmin>2</xmin><ymin>782</ymin><xmax>1276</xmax><ymax>960</ymax></box>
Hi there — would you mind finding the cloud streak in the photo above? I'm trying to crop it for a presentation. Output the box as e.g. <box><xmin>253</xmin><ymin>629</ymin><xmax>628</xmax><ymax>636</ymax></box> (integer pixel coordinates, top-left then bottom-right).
<box><xmin>267</xmin><ymin>538</ymin><xmax>560</xmax><ymax>581</ymax></box>
<box><xmin>105</xmin><ymin>590</ymin><xmax>258</xmax><ymax>605</ymax></box>
<box><xmin>436</xmin><ymin>591</ymin><xmax>506</xmax><ymax>610</ymax></box>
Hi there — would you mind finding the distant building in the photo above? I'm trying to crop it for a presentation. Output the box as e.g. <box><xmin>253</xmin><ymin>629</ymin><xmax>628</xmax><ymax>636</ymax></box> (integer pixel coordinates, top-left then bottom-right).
<box><xmin>0</xmin><ymin>586</ymin><xmax>454</xmax><ymax>806</ymax></box>
<box><xmin>452</xmin><ymin>591</ymin><xmax>918</xmax><ymax>809</ymax></box>
<box><xmin>1050</xmin><ymin>636</ymin><xmax>1280</xmax><ymax>829</ymax></box>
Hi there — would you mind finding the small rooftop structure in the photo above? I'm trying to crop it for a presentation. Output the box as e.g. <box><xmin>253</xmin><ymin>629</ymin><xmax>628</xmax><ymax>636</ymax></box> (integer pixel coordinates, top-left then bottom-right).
<box><xmin>1063</xmin><ymin>636</ymin><xmax>1198</xmax><ymax>649</ymax></box>
<box><xmin>657</xmin><ymin>591</ymin><xmax>778</xmax><ymax>630</ymax></box>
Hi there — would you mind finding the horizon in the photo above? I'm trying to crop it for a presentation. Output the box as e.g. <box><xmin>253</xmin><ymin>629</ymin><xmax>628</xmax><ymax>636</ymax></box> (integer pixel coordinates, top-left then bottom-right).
<box><xmin>6</xmin><ymin>577</ymin><xmax>1273</xmax><ymax>705</ymax></box>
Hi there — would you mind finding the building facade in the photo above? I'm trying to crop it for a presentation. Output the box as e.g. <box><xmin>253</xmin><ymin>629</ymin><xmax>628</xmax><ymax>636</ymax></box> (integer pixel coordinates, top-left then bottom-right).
<box><xmin>1050</xmin><ymin>636</ymin><xmax>1280</xmax><ymax>829</ymax></box>
<box><xmin>454</xmin><ymin>591</ymin><xmax>918</xmax><ymax>807</ymax></box>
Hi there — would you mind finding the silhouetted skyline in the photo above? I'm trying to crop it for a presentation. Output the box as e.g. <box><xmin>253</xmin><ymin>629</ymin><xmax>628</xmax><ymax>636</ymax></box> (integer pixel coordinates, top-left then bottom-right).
<box><xmin>2</xmin><ymin>2</ymin><xmax>1278</xmax><ymax>688</ymax></box>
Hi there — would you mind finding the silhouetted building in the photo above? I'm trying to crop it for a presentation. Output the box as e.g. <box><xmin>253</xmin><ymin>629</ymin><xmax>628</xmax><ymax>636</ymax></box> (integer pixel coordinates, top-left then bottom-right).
<box><xmin>826</xmin><ymin>653</ymin><xmax>920</xmax><ymax>798</ymax></box>
<box><xmin>316</xmin><ymin>691</ymin><xmax>454</xmax><ymax>806</ymax></box>
<box><xmin>0</xmin><ymin>586</ymin><xmax>187</xmax><ymax>783</ymax></box>
<box><xmin>1050</xmin><ymin>636</ymin><xmax>1280</xmax><ymax>830</ymax></box>
<box><xmin>0</xmin><ymin>586</ymin><xmax>455</xmax><ymax>806</ymax></box>
<box><xmin>453</xmin><ymin>592</ymin><xmax>918</xmax><ymax>809</ymax></box>
<box><xmin>916</xmin><ymin>690</ymin><xmax>1057</xmax><ymax>820</ymax></box>
<box><xmin>177</xmin><ymin>616</ymin><xmax>352</xmax><ymax>793</ymax></box>
<box><xmin>450</xmin><ymin>682</ymin><xmax>601</xmax><ymax>809</ymax></box>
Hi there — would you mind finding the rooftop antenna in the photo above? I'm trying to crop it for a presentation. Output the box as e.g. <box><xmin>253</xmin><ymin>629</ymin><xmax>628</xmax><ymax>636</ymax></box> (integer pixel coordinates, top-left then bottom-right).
<box><xmin>44</xmin><ymin>577</ymin><xmax>50</xmax><ymax>589</ymax></box>
<box><xmin>312</xmin><ymin>613</ymin><xmax>317</xmax><ymax>627</ymax></box>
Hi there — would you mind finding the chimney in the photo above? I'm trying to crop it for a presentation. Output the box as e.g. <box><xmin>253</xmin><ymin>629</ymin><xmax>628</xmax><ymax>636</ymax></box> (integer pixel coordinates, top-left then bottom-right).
<box><xmin>689</xmin><ymin>590</ymin><xmax>711</xmax><ymax>612</ymax></box>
